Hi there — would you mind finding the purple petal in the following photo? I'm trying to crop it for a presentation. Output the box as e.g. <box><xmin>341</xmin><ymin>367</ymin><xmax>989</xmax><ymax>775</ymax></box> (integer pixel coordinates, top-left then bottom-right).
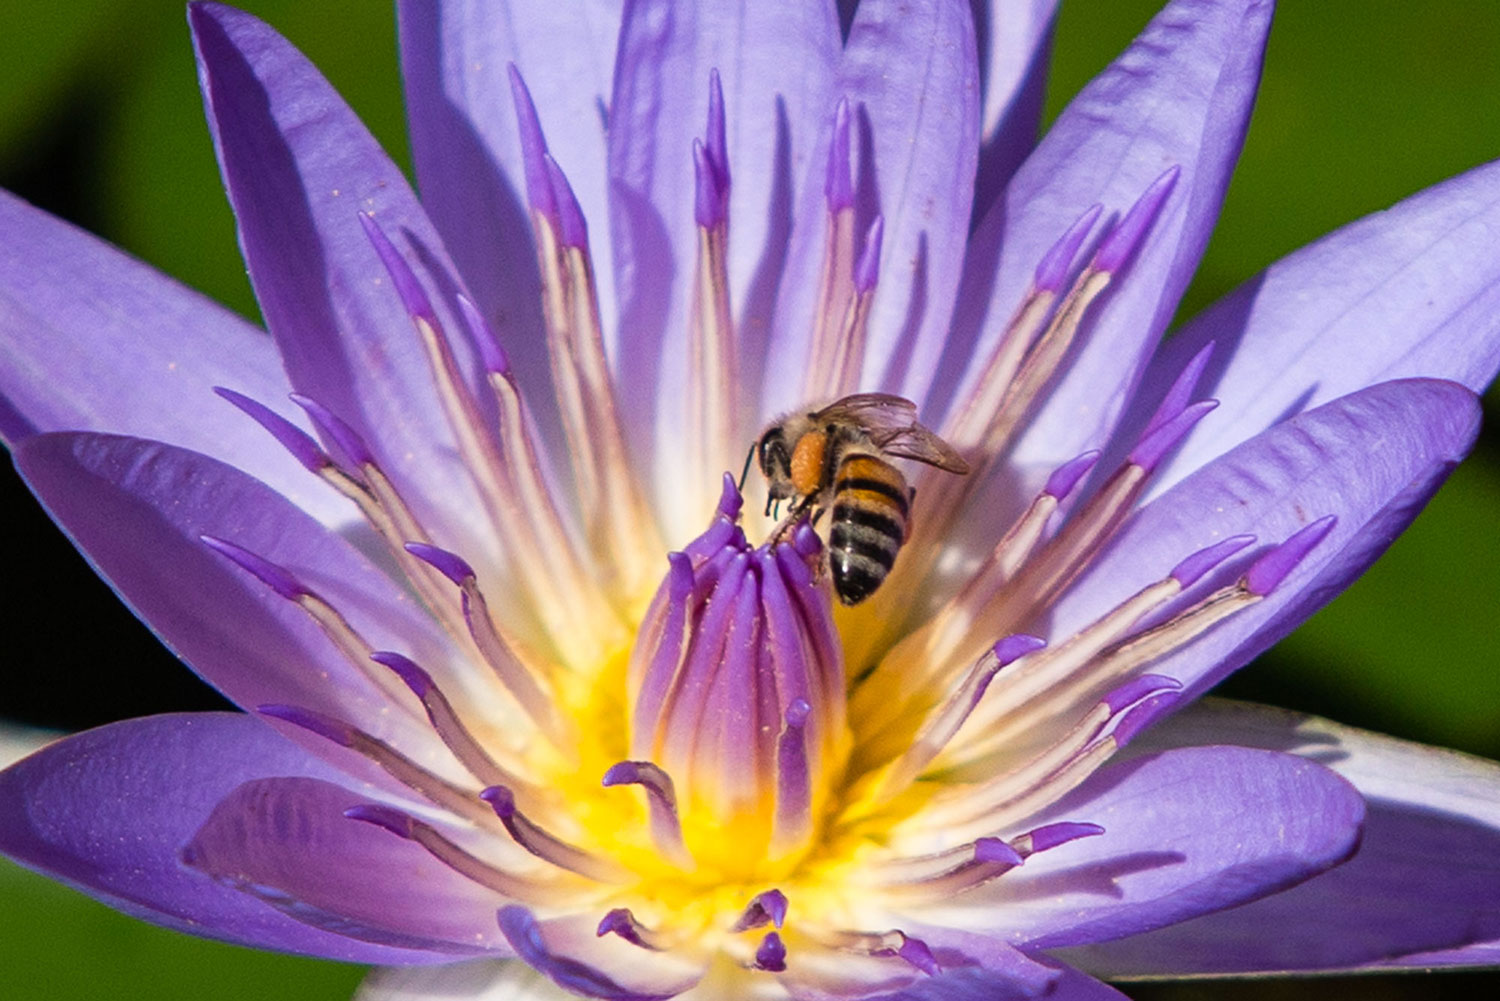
<box><xmin>971</xmin><ymin>1</ymin><xmax>1061</xmax><ymax>216</ymax></box>
<box><xmin>841</xmin><ymin>0</ymin><xmax>980</xmax><ymax>403</ymax></box>
<box><xmin>397</xmin><ymin>0</ymin><xmax>620</xmax><ymax>455</ymax></box>
<box><xmin>953</xmin><ymin>745</ymin><xmax>1363</xmax><ymax>949</ymax></box>
<box><xmin>183</xmin><ymin>775</ymin><xmax>504</xmax><ymax>954</ymax></box>
<box><xmin>0</xmin><ymin>190</ymin><xmax>348</xmax><ymax>527</ymax></box>
<box><xmin>14</xmin><ymin>432</ymin><xmax>459</xmax><ymax>777</ymax></box>
<box><xmin>0</xmin><ymin>712</ymin><xmax>456</xmax><ymax>963</ymax></box>
<box><xmin>1052</xmin><ymin>378</ymin><xmax>1481</xmax><ymax>697</ymax></box>
<box><xmin>938</xmin><ymin>0</ymin><xmax>1272</xmax><ymax>466</ymax></box>
<box><xmin>608</xmin><ymin>0</ymin><xmax>840</xmax><ymax>510</ymax></box>
<box><xmin>1062</xmin><ymin>699</ymin><xmax>1500</xmax><ymax>974</ymax></box>
<box><xmin>190</xmin><ymin>4</ymin><xmax>494</xmax><ymax>559</ymax></box>
<box><xmin>1129</xmin><ymin>156</ymin><xmax>1500</xmax><ymax>499</ymax></box>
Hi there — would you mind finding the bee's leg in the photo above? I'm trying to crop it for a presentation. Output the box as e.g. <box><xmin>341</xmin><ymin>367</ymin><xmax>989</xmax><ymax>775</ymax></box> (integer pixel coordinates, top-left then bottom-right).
<box><xmin>810</xmin><ymin>506</ymin><xmax>827</xmax><ymax>529</ymax></box>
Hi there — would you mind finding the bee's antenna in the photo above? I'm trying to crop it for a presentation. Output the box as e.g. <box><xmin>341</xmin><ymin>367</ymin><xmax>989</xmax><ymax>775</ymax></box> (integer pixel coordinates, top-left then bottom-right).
<box><xmin>737</xmin><ymin>441</ymin><xmax>757</xmax><ymax>493</ymax></box>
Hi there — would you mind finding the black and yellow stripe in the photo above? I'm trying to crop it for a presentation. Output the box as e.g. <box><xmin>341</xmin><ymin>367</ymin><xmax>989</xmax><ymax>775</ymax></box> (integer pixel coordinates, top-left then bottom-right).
<box><xmin>828</xmin><ymin>454</ymin><xmax>910</xmax><ymax>605</ymax></box>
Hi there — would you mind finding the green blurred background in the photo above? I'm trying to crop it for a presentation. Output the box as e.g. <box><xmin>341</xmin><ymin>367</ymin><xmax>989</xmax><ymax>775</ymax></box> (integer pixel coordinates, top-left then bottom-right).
<box><xmin>1</xmin><ymin>1</ymin><xmax>1497</xmax><ymax>999</ymax></box>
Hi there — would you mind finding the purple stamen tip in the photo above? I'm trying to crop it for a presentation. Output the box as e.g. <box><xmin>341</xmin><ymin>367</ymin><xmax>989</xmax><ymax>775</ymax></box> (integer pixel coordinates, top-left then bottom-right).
<box><xmin>1171</xmin><ymin>534</ymin><xmax>1256</xmax><ymax>588</ymax></box>
<box><xmin>1113</xmin><ymin>692</ymin><xmax>1181</xmax><ymax>747</ymax></box>
<box><xmin>992</xmin><ymin>633</ymin><xmax>1047</xmax><ymax>666</ymax></box>
<box><xmin>693</xmin><ymin>140</ymin><xmax>726</xmax><ymax>229</ymax></box>
<box><xmin>754</xmin><ymin>932</ymin><xmax>787</xmax><ymax>972</ymax></box>
<box><xmin>1145</xmin><ymin>341</ymin><xmax>1216</xmax><ymax>437</ymax></box>
<box><xmin>370</xmin><ymin>650</ymin><xmax>433</xmax><ymax>698</ymax></box>
<box><xmin>1043</xmin><ymin>450</ymin><xmax>1100</xmax><ymax>500</ymax></box>
<box><xmin>1025</xmin><ymin>821</ymin><xmax>1105</xmax><ymax>854</ymax></box>
<box><xmin>543</xmin><ymin>154</ymin><xmax>589</xmax><ymax>249</ymax></box>
<box><xmin>256</xmin><ymin>704</ymin><xmax>355</xmax><ymax>747</ymax></box>
<box><xmin>1103</xmin><ymin>673</ymin><xmax>1182</xmax><ymax>714</ymax></box>
<box><xmin>289</xmin><ymin>394</ymin><xmax>376</xmax><ymax>468</ymax></box>
<box><xmin>1093</xmin><ymin>165</ymin><xmax>1180</xmax><ymax>274</ymax></box>
<box><xmin>717</xmin><ymin>472</ymin><xmax>744</xmax><ymax>520</ymax></box>
<box><xmin>784</xmin><ymin>698</ymin><xmax>812</xmax><ymax>729</ymax></box>
<box><xmin>667</xmin><ymin>552</ymin><xmax>695</xmax><ymax>601</ymax></box>
<box><xmin>1245</xmin><ymin>515</ymin><xmax>1337</xmax><ymax>596</ymax></box>
<box><xmin>456</xmin><ymin>294</ymin><xmax>510</xmax><ymax>375</ymax></box>
<box><xmin>733</xmin><ymin>889</ymin><xmax>789</xmax><ymax>931</ymax></box>
<box><xmin>705</xmin><ymin>68</ymin><xmax>729</xmax><ymax>190</ymax></box>
<box><xmin>479</xmin><ymin>784</ymin><xmax>516</xmax><ymax>818</ymax></box>
<box><xmin>506</xmin><ymin>64</ymin><xmax>556</xmax><ymax>218</ymax></box>
<box><xmin>824</xmin><ymin>97</ymin><xmax>853</xmax><ymax>211</ymax></box>
<box><xmin>214</xmin><ymin>387</ymin><xmax>326</xmax><ymax>473</ymax></box>
<box><xmin>343</xmin><ymin>804</ymin><xmax>416</xmax><ymax>839</ymax></box>
<box><xmin>201</xmin><ymin>535</ymin><xmax>304</xmax><ymax>599</ymax></box>
<box><xmin>973</xmin><ymin>837</ymin><xmax>1024</xmax><ymax>867</ymax></box>
<box><xmin>1034</xmin><ymin>202</ymin><xmax>1103</xmax><ymax>293</ymax></box>
<box><xmin>853</xmin><ymin>215</ymin><xmax>884</xmax><ymax>293</ymax></box>
<box><xmin>404</xmin><ymin>542</ymin><xmax>475</xmax><ymax>585</ymax></box>
<box><xmin>1129</xmin><ymin>398</ymin><xmax>1217</xmax><ymax>472</ymax></box>
<box><xmin>596</xmin><ymin>909</ymin><xmax>655</xmax><ymax>950</ymax></box>
<box><xmin>358</xmin><ymin>212</ymin><xmax>437</xmax><ymax>324</ymax></box>
<box><xmin>897</xmin><ymin>935</ymin><xmax>940</xmax><ymax>977</ymax></box>
<box><xmin>791</xmin><ymin>521</ymin><xmax>822</xmax><ymax>558</ymax></box>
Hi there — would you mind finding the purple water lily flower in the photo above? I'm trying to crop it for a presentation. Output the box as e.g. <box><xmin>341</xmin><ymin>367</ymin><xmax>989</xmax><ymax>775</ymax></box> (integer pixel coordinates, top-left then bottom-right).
<box><xmin>3</xmin><ymin>1</ymin><xmax>1500</xmax><ymax>999</ymax></box>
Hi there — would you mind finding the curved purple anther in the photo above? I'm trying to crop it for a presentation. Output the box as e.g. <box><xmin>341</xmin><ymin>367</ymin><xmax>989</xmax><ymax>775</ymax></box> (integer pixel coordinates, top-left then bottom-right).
<box><xmin>370</xmin><ymin>650</ymin><xmax>434</xmax><ymax>698</ymax></box>
<box><xmin>506</xmin><ymin>65</ymin><xmax>556</xmax><ymax>219</ymax></box>
<box><xmin>791</xmin><ymin>521</ymin><xmax>822</xmax><ymax>558</ymax></box>
<box><xmin>992</xmin><ymin>633</ymin><xmax>1047</xmax><ymax>667</ymax></box>
<box><xmin>733</xmin><ymin>888</ymin><xmax>789</xmax><ymax>932</ymax></box>
<box><xmin>973</xmin><ymin>837</ymin><xmax>1025</xmax><ymax>867</ymax></box>
<box><xmin>1034</xmin><ymin>202</ymin><xmax>1103</xmax><ymax>293</ymax></box>
<box><xmin>359</xmin><ymin>212</ymin><xmax>436</xmax><ymax>324</ymax></box>
<box><xmin>479</xmin><ymin>784</ymin><xmax>516</xmax><ymax>816</ymax></box>
<box><xmin>602</xmin><ymin>760</ymin><xmax>678</xmax><ymax>809</ymax></box>
<box><xmin>1044</xmin><ymin>450</ymin><xmax>1100</xmax><ymax>501</ymax></box>
<box><xmin>1103</xmin><ymin>673</ymin><xmax>1182</xmax><ymax>714</ymax></box>
<box><xmin>1022</xmin><ymin>821</ymin><xmax>1106</xmax><ymax>855</ymax></box>
<box><xmin>1145</xmin><ymin>341</ymin><xmax>1216</xmax><ymax>437</ymax></box>
<box><xmin>214</xmin><ymin>387</ymin><xmax>327</xmax><ymax>473</ymax></box>
<box><xmin>853</xmin><ymin>215</ymin><xmax>884</xmax><ymax>293</ymax></box>
<box><xmin>456</xmin><ymin>294</ymin><xmax>510</xmax><ymax>375</ymax></box>
<box><xmin>704</xmin><ymin>68</ymin><xmax>728</xmax><ymax>190</ymax></box>
<box><xmin>1093</xmin><ymin>165</ymin><xmax>1180</xmax><ymax>274</ymax></box>
<box><xmin>897</xmin><ymin>935</ymin><xmax>940</xmax><ymax>977</ymax></box>
<box><xmin>1113</xmin><ymin>692</ymin><xmax>1182</xmax><ymax>747</ymax></box>
<box><xmin>1171</xmin><ymin>534</ymin><xmax>1256</xmax><ymax>588</ymax></box>
<box><xmin>1129</xmin><ymin>398</ymin><xmax>1217</xmax><ymax>473</ymax></box>
<box><xmin>693</xmin><ymin>140</ymin><xmax>726</xmax><ymax>229</ymax></box>
<box><xmin>717</xmin><ymin>472</ymin><xmax>744</xmax><ymax>520</ymax></box>
<box><xmin>597</xmin><ymin>909</ymin><xmax>659</xmax><ymax>950</ymax></box>
<box><xmin>404</xmin><ymin>542</ymin><xmax>475</xmax><ymax>585</ymax></box>
<box><xmin>343</xmin><ymin>803</ymin><xmax>417</xmax><ymax>839</ymax></box>
<box><xmin>500</xmin><ymin>906</ymin><xmax>672</xmax><ymax>1000</ymax></box>
<box><xmin>200</xmin><ymin>535</ymin><xmax>305</xmax><ymax>599</ymax></box>
<box><xmin>754</xmin><ymin>932</ymin><xmax>787</xmax><ymax>973</ymax></box>
<box><xmin>543</xmin><ymin>154</ymin><xmax>589</xmax><ymax>249</ymax></box>
<box><xmin>1245</xmin><ymin>515</ymin><xmax>1338</xmax><ymax>596</ymax></box>
<box><xmin>256</xmin><ymin>704</ymin><xmax>356</xmax><ymax>747</ymax></box>
<box><xmin>289</xmin><ymin>394</ymin><xmax>376</xmax><ymax>468</ymax></box>
<box><xmin>824</xmin><ymin>97</ymin><xmax>853</xmax><ymax>212</ymax></box>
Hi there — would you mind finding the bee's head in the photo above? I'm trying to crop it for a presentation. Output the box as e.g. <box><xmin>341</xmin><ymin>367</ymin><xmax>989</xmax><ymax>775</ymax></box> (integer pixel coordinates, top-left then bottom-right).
<box><xmin>756</xmin><ymin>426</ymin><xmax>795</xmax><ymax>501</ymax></box>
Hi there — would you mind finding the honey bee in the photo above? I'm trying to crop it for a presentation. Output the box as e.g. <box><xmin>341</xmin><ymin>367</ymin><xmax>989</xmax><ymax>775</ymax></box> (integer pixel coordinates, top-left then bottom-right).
<box><xmin>748</xmin><ymin>393</ymin><xmax>970</xmax><ymax>605</ymax></box>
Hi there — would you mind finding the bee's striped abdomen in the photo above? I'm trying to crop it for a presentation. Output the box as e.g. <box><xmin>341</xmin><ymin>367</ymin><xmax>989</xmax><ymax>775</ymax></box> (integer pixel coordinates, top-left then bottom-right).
<box><xmin>828</xmin><ymin>453</ymin><xmax>910</xmax><ymax>605</ymax></box>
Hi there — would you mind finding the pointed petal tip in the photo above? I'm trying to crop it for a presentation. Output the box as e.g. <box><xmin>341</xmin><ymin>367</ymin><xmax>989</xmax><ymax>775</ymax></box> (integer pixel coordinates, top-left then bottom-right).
<box><xmin>1244</xmin><ymin>515</ymin><xmax>1338</xmax><ymax>596</ymax></box>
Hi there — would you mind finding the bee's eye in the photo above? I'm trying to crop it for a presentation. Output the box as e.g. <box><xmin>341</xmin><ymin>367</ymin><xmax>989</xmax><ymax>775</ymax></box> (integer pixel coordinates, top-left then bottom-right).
<box><xmin>758</xmin><ymin>431</ymin><xmax>790</xmax><ymax>476</ymax></box>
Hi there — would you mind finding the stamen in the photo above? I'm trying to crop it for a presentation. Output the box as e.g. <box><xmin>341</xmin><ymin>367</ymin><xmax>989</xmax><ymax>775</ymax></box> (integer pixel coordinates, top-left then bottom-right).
<box><xmin>257</xmin><ymin>704</ymin><xmax>492</xmax><ymax>823</ymax></box>
<box><xmin>802</xmin><ymin>98</ymin><xmax>859</xmax><ymax>402</ymax></box>
<box><xmin>824</xmin><ymin>215</ymin><xmax>884</xmax><ymax>397</ymax></box>
<box><xmin>753</xmin><ymin>932</ymin><xmax>787</xmax><ymax>972</ymax></box>
<box><xmin>406</xmin><ymin>542</ymin><xmax>569</xmax><ymax>748</ymax></box>
<box><xmin>878</xmin><ymin>836</ymin><xmax>1024</xmax><ymax>898</ymax></box>
<box><xmin>601</xmin><ymin>761</ymin><xmax>692</xmax><ymax>867</ymax></box>
<box><xmin>370</xmin><ymin>650</ymin><xmax>530</xmax><ymax>790</ymax></box>
<box><xmin>732</xmin><ymin>889</ymin><xmax>789</xmax><ymax>932</ymax></box>
<box><xmin>498</xmin><ymin>905</ymin><xmax>702</xmax><ymax>999</ymax></box>
<box><xmin>1009</xmin><ymin>821</ymin><xmax>1105</xmax><ymax>858</ymax></box>
<box><xmin>1245</xmin><ymin>516</ymin><xmax>1337</xmax><ymax>595</ymax></box>
<box><xmin>1092</xmin><ymin>166</ymin><xmax>1180</xmax><ymax>275</ymax></box>
<box><xmin>344</xmin><ymin>804</ymin><xmax>580</xmax><ymax>901</ymax></box>
<box><xmin>597</xmin><ymin>909</ymin><xmax>667</xmax><ymax>951</ymax></box>
<box><xmin>213</xmin><ymin>388</ymin><xmax>330</xmax><ymax>474</ymax></box>
<box><xmin>482</xmin><ymin>786</ymin><xmax>629</xmax><ymax>884</ymax></box>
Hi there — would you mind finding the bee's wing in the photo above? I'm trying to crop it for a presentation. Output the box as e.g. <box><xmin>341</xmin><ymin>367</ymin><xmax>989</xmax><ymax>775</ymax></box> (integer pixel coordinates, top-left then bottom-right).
<box><xmin>876</xmin><ymin>425</ymin><xmax>971</xmax><ymax>473</ymax></box>
<box><xmin>810</xmin><ymin>393</ymin><xmax>919</xmax><ymax>432</ymax></box>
